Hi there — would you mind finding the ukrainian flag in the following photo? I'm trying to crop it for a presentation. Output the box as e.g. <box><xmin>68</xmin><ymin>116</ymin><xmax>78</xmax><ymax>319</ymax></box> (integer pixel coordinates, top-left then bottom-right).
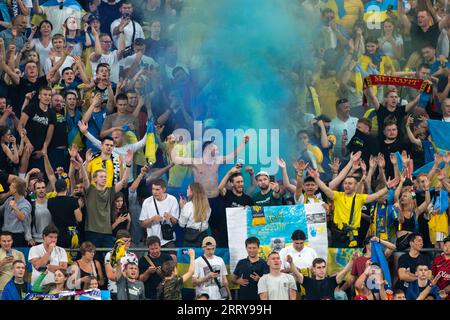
<box><xmin>364</xmin><ymin>0</ymin><xmax>398</xmax><ymax>24</ymax></box>
<box><xmin>413</xmin><ymin>120</ymin><xmax>448</xmax><ymax>176</ymax></box>
<box><xmin>145</xmin><ymin>117</ymin><xmax>158</xmax><ymax>165</ymax></box>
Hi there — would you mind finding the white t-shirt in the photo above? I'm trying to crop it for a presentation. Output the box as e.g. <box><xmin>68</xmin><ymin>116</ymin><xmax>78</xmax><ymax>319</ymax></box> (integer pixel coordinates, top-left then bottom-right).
<box><xmin>193</xmin><ymin>255</ymin><xmax>228</xmax><ymax>300</ymax></box>
<box><xmin>91</xmin><ymin>50</ymin><xmax>120</xmax><ymax>83</ymax></box>
<box><xmin>32</xmin><ymin>39</ymin><xmax>53</xmax><ymax>67</ymax></box>
<box><xmin>178</xmin><ymin>201</ymin><xmax>210</xmax><ymax>232</ymax></box>
<box><xmin>294</xmin><ymin>192</ymin><xmax>324</xmax><ymax>205</ymax></box>
<box><xmin>139</xmin><ymin>195</ymin><xmax>179</xmax><ymax>246</ymax></box>
<box><xmin>28</xmin><ymin>244</ymin><xmax>68</xmax><ymax>286</ymax></box>
<box><xmin>279</xmin><ymin>245</ymin><xmax>318</xmax><ymax>271</ymax></box>
<box><xmin>44</xmin><ymin>55</ymin><xmax>75</xmax><ymax>76</ymax></box>
<box><xmin>110</xmin><ymin>19</ymin><xmax>145</xmax><ymax>48</ymax></box>
<box><xmin>257</xmin><ymin>273</ymin><xmax>297</xmax><ymax>300</ymax></box>
<box><xmin>330</xmin><ymin>116</ymin><xmax>358</xmax><ymax>158</ymax></box>
<box><xmin>119</xmin><ymin>54</ymin><xmax>157</xmax><ymax>71</ymax></box>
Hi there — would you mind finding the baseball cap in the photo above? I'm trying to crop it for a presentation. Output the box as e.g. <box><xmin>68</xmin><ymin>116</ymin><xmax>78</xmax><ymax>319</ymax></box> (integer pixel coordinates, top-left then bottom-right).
<box><xmin>202</xmin><ymin>236</ymin><xmax>216</xmax><ymax>248</ymax></box>
<box><xmin>255</xmin><ymin>171</ymin><xmax>269</xmax><ymax>178</ymax></box>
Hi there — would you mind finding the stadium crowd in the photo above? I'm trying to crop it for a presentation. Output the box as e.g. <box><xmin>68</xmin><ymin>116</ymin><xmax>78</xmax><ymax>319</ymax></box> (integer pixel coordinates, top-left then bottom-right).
<box><xmin>0</xmin><ymin>0</ymin><xmax>449</xmax><ymax>301</ymax></box>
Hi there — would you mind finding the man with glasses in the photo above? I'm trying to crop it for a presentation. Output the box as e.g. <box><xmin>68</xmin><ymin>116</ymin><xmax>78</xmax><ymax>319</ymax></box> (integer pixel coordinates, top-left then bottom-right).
<box><xmin>330</xmin><ymin>98</ymin><xmax>358</xmax><ymax>160</ymax></box>
<box><xmin>279</xmin><ymin>230</ymin><xmax>318</xmax><ymax>275</ymax></box>
<box><xmin>90</xmin><ymin>27</ymin><xmax>126</xmax><ymax>84</ymax></box>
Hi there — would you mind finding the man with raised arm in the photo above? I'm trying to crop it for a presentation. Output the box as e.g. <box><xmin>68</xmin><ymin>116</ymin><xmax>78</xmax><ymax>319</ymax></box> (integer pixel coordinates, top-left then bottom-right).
<box><xmin>307</xmin><ymin>155</ymin><xmax>399</xmax><ymax>248</ymax></box>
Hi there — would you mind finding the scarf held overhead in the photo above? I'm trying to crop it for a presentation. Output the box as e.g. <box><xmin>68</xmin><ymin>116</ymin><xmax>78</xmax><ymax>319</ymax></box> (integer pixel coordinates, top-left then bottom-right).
<box><xmin>363</xmin><ymin>75</ymin><xmax>432</xmax><ymax>108</ymax></box>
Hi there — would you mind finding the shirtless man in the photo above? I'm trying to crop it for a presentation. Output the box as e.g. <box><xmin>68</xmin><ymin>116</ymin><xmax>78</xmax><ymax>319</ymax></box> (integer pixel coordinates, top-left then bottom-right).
<box><xmin>173</xmin><ymin>135</ymin><xmax>250</xmax><ymax>247</ymax></box>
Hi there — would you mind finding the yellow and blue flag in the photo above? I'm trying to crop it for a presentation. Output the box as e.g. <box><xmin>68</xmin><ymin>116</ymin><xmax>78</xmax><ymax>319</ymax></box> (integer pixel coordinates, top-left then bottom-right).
<box><xmin>364</xmin><ymin>0</ymin><xmax>398</xmax><ymax>24</ymax></box>
<box><xmin>145</xmin><ymin>117</ymin><xmax>158</xmax><ymax>164</ymax></box>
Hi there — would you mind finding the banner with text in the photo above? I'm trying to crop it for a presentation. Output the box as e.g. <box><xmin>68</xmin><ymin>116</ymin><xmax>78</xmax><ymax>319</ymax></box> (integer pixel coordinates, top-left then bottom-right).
<box><xmin>226</xmin><ymin>204</ymin><xmax>328</xmax><ymax>272</ymax></box>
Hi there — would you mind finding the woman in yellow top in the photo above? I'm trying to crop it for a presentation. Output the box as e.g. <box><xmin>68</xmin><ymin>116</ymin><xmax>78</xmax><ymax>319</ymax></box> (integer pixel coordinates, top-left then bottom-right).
<box><xmin>359</xmin><ymin>37</ymin><xmax>396</xmax><ymax>76</ymax></box>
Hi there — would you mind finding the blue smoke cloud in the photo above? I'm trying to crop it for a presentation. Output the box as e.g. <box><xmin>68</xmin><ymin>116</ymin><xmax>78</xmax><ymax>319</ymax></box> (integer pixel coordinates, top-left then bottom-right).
<box><xmin>173</xmin><ymin>0</ymin><xmax>321</xmax><ymax>175</ymax></box>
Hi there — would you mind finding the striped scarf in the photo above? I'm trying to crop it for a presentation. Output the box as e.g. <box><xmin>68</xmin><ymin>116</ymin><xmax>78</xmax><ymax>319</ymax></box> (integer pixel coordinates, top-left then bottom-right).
<box><xmin>92</xmin><ymin>152</ymin><xmax>121</xmax><ymax>185</ymax></box>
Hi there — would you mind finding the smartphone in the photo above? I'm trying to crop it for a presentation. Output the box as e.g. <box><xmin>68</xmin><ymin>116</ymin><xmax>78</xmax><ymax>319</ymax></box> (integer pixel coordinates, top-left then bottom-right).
<box><xmin>122</xmin><ymin>12</ymin><xmax>131</xmax><ymax>19</ymax></box>
<box><xmin>6</xmin><ymin>249</ymin><xmax>13</xmax><ymax>257</ymax></box>
<box><xmin>236</xmin><ymin>158</ymin><xmax>244</xmax><ymax>168</ymax></box>
<box><xmin>121</xmin><ymin>212</ymin><xmax>129</xmax><ymax>217</ymax></box>
<box><xmin>343</xmin><ymin>129</ymin><xmax>348</xmax><ymax>136</ymax></box>
<box><xmin>269</xmin><ymin>175</ymin><xmax>275</xmax><ymax>183</ymax></box>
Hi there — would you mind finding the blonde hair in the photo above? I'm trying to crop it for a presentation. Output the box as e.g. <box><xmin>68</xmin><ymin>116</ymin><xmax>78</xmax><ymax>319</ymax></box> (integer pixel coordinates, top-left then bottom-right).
<box><xmin>190</xmin><ymin>182</ymin><xmax>210</xmax><ymax>223</ymax></box>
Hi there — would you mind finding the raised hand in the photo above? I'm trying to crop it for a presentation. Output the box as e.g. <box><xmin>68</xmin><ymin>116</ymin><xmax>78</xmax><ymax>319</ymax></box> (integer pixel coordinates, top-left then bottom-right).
<box><xmin>401</xmin><ymin>150</ymin><xmax>410</xmax><ymax>165</ymax></box>
<box><xmin>350</xmin><ymin>151</ymin><xmax>362</xmax><ymax>163</ymax></box>
<box><xmin>360</xmin><ymin>160</ymin><xmax>367</xmax><ymax>174</ymax></box>
<box><xmin>352</xmin><ymin>159</ymin><xmax>361</xmax><ymax>171</ymax></box>
<box><xmin>389</xmin><ymin>153</ymin><xmax>397</xmax><ymax>165</ymax></box>
<box><xmin>85</xmin><ymin>149</ymin><xmax>94</xmax><ymax>163</ymax></box>
<box><xmin>406</xmin><ymin>115</ymin><xmax>414</xmax><ymax>126</ymax></box>
<box><xmin>244</xmin><ymin>166</ymin><xmax>254</xmax><ymax>175</ymax></box>
<box><xmin>78</xmin><ymin>120</ymin><xmax>88</xmax><ymax>134</ymax></box>
<box><xmin>387</xmin><ymin>176</ymin><xmax>400</xmax><ymax>189</ymax></box>
<box><xmin>377</xmin><ymin>153</ymin><xmax>385</xmax><ymax>169</ymax></box>
<box><xmin>295</xmin><ymin>159</ymin><xmax>309</xmax><ymax>171</ymax></box>
<box><xmin>68</xmin><ymin>144</ymin><xmax>79</xmax><ymax>159</ymax></box>
<box><xmin>369</xmin><ymin>155</ymin><xmax>377</xmax><ymax>169</ymax></box>
<box><xmin>329</xmin><ymin>157</ymin><xmax>341</xmax><ymax>173</ymax></box>
<box><xmin>125</xmin><ymin>149</ymin><xmax>133</xmax><ymax>165</ymax></box>
<box><xmin>306</xmin><ymin>167</ymin><xmax>319</xmax><ymax>179</ymax></box>
<box><xmin>277</xmin><ymin>158</ymin><xmax>286</xmax><ymax>169</ymax></box>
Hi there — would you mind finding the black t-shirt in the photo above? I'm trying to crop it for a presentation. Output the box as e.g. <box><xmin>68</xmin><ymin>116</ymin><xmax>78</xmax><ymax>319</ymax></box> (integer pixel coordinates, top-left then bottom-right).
<box><xmin>47</xmin><ymin>196</ymin><xmax>80</xmax><ymax>230</ymax></box>
<box><xmin>10</xmin><ymin>76</ymin><xmax>48</xmax><ymax>117</ymax></box>
<box><xmin>13</xmin><ymin>280</ymin><xmax>28</xmax><ymax>299</ymax></box>
<box><xmin>138</xmin><ymin>253</ymin><xmax>172</xmax><ymax>299</ymax></box>
<box><xmin>347</xmin><ymin>129</ymin><xmax>379</xmax><ymax>165</ymax></box>
<box><xmin>376</xmin><ymin>103</ymin><xmax>406</xmax><ymax>138</ymax></box>
<box><xmin>23</xmin><ymin>103</ymin><xmax>57</xmax><ymax>150</ymax></box>
<box><xmin>397</xmin><ymin>252</ymin><xmax>432</xmax><ymax>291</ymax></box>
<box><xmin>50</xmin><ymin>111</ymin><xmax>68</xmax><ymax>148</ymax></box>
<box><xmin>415</xmin><ymin>190</ymin><xmax>437</xmax><ymax>248</ymax></box>
<box><xmin>410</xmin><ymin>22</ymin><xmax>441</xmax><ymax>52</ymax></box>
<box><xmin>302</xmin><ymin>275</ymin><xmax>339</xmax><ymax>300</ymax></box>
<box><xmin>222</xmin><ymin>189</ymin><xmax>255</xmax><ymax>208</ymax></box>
<box><xmin>379</xmin><ymin>138</ymin><xmax>411</xmax><ymax>180</ymax></box>
<box><xmin>233</xmin><ymin>258</ymin><xmax>270</xmax><ymax>300</ymax></box>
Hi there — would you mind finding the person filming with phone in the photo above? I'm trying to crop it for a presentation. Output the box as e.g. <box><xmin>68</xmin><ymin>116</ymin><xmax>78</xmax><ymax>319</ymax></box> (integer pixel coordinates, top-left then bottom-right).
<box><xmin>252</xmin><ymin>171</ymin><xmax>282</xmax><ymax>207</ymax></box>
<box><xmin>0</xmin><ymin>231</ymin><xmax>25</xmax><ymax>296</ymax></box>
<box><xmin>111</xmin><ymin>192</ymin><xmax>131</xmax><ymax>237</ymax></box>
